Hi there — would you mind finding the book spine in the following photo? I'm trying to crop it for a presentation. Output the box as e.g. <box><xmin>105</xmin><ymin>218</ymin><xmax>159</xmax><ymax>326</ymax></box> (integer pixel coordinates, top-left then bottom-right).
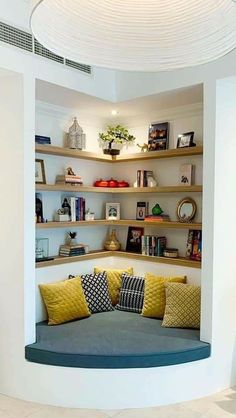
<box><xmin>137</xmin><ymin>170</ymin><xmax>141</xmax><ymax>187</ymax></box>
<box><xmin>69</xmin><ymin>197</ymin><xmax>76</xmax><ymax>222</ymax></box>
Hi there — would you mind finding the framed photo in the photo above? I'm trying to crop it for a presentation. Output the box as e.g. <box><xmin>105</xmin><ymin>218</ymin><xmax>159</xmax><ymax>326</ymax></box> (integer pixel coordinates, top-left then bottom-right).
<box><xmin>35</xmin><ymin>159</ymin><xmax>46</xmax><ymax>184</ymax></box>
<box><xmin>148</xmin><ymin>122</ymin><xmax>169</xmax><ymax>151</ymax></box>
<box><xmin>136</xmin><ymin>202</ymin><xmax>148</xmax><ymax>220</ymax></box>
<box><xmin>106</xmin><ymin>203</ymin><xmax>120</xmax><ymax>220</ymax></box>
<box><xmin>126</xmin><ymin>226</ymin><xmax>144</xmax><ymax>253</ymax></box>
<box><xmin>176</xmin><ymin>131</ymin><xmax>195</xmax><ymax>148</ymax></box>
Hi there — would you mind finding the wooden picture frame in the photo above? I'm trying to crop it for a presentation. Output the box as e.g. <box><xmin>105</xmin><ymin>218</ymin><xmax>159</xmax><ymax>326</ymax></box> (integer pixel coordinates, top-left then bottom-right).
<box><xmin>105</xmin><ymin>202</ymin><xmax>120</xmax><ymax>220</ymax></box>
<box><xmin>126</xmin><ymin>226</ymin><xmax>144</xmax><ymax>253</ymax></box>
<box><xmin>35</xmin><ymin>159</ymin><xmax>46</xmax><ymax>184</ymax></box>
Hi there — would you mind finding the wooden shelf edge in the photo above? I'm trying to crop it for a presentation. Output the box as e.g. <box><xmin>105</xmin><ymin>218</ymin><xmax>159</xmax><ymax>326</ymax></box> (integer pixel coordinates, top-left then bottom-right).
<box><xmin>36</xmin><ymin>184</ymin><xmax>202</xmax><ymax>193</ymax></box>
<box><xmin>35</xmin><ymin>144</ymin><xmax>112</xmax><ymax>162</ymax></box>
<box><xmin>36</xmin><ymin>250</ymin><xmax>201</xmax><ymax>269</ymax></box>
<box><xmin>36</xmin><ymin>220</ymin><xmax>202</xmax><ymax>230</ymax></box>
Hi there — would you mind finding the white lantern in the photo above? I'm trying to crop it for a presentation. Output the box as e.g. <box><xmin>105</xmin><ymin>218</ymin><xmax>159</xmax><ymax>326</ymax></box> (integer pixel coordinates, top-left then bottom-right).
<box><xmin>68</xmin><ymin>117</ymin><xmax>86</xmax><ymax>150</ymax></box>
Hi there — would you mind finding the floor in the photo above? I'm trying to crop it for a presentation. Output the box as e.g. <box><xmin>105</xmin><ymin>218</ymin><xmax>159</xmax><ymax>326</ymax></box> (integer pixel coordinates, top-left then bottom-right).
<box><xmin>0</xmin><ymin>388</ymin><xmax>236</xmax><ymax>418</ymax></box>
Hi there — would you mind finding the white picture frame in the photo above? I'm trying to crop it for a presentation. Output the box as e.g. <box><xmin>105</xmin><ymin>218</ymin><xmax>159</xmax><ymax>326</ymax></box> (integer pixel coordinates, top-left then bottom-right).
<box><xmin>106</xmin><ymin>203</ymin><xmax>120</xmax><ymax>220</ymax></box>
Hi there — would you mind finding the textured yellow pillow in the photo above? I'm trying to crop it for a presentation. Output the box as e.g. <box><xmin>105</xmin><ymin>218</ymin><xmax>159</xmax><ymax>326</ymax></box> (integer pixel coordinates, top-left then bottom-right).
<box><xmin>141</xmin><ymin>273</ymin><xmax>186</xmax><ymax>319</ymax></box>
<box><xmin>39</xmin><ymin>278</ymin><xmax>91</xmax><ymax>325</ymax></box>
<box><xmin>162</xmin><ymin>283</ymin><xmax>201</xmax><ymax>329</ymax></box>
<box><xmin>94</xmin><ymin>267</ymin><xmax>133</xmax><ymax>305</ymax></box>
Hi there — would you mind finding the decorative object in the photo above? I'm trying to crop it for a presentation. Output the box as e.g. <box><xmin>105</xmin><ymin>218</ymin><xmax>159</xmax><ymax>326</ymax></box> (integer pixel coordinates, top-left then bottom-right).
<box><xmin>81</xmin><ymin>272</ymin><xmax>114</xmax><ymax>313</ymax></box>
<box><xmin>67</xmin><ymin>231</ymin><xmax>77</xmax><ymax>246</ymax></box>
<box><xmin>99</xmin><ymin>125</ymin><xmax>135</xmax><ymax>155</ymax></box>
<box><xmin>104</xmin><ymin>229</ymin><xmax>121</xmax><ymax>251</ymax></box>
<box><xmin>117</xmin><ymin>180</ymin><xmax>129</xmax><ymax>187</ymax></box>
<box><xmin>163</xmin><ymin>248</ymin><xmax>179</xmax><ymax>258</ymax></box>
<box><xmin>94</xmin><ymin>178</ymin><xmax>109</xmax><ymax>187</ymax></box>
<box><xmin>85</xmin><ymin>209</ymin><xmax>95</xmax><ymax>221</ymax></box>
<box><xmin>35</xmin><ymin>193</ymin><xmax>44</xmax><ymax>223</ymax></box>
<box><xmin>186</xmin><ymin>230</ymin><xmax>202</xmax><ymax>261</ymax></box>
<box><xmin>94</xmin><ymin>178</ymin><xmax>129</xmax><ymax>187</ymax></box>
<box><xmin>137</xmin><ymin>143</ymin><xmax>148</xmax><ymax>152</ymax></box>
<box><xmin>105</xmin><ymin>203</ymin><xmax>120</xmax><ymax>220</ymax></box>
<box><xmin>148</xmin><ymin>122</ymin><xmax>169</xmax><ymax>151</ymax></box>
<box><xmin>116</xmin><ymin>273</ymin><xmax>145</xmax><ymax>313</ymax></box>
<box><xmin>176</xmin><ymin>198</ymin><xmax>197</xmax><ymax>222</ymax></box>
<box><xmin>107</xmin><ymin>178</ymin><xmax>118</xmax><ymax>187</ymax></box>
<box><xmin>31</xmin><ymin>1</ymin><xmax>236</xmax><ymax>72</ymax></box>
<box><xmin>136</xmin><ymin>202</ymin><xmax>149</xmax><ymax>220</ymax></box>
<box><xmin>152</xmin><ymin>203</ymin><xmax>163</xmax><ymax>216</ymax></box>
<box><xmin>56</xmin><ymin>167</ymin><xmax>83</xmax><ymax>185</ymax></box>
<box><xmin>35</xmin><ymin>238</ymin><xmax>49</xmax><ymax>261</ymax></box>
<box><xmin>179</xmin><ymin>164</ymin><xmax>195</xmax><ymax>185</ymax></box>
<box><xmin>35</xmin><ymin>159</ymin><xmax>46</xmax><ymax>184</ymax></box>
<box><xmin>59</xmin><ymin>244</ymin><xmax>85</xmax><ymax>257</ymax></box>
<box><xmin>54</xmin><ymin>210</ymin><xmax>70</xmax><ymax>222</ymax></box>
<box><xmin>162</xmin><ymin>283</ymin><xmax>201</xmax><ymax>329</ymax></box>
<box><xmin>94</xmin><ymin>267</ymin><xmax>134</xmax><ymax>305</ymax></box>
<box><xmin>147</xmin><ymin>171</ymin><xmax>157</xmax><ymax>187</ymax></box>
<box><xmin>141</xmin><ymin>274</ymin><xmax>186</xmax><ymax>319</ymax></box>
<box><xmin>39</xmin><ymin>278</ymin><xmax>91</xmax><ymax>325</ymax></box>
<box><xmin>35</xmin><ymin>135</ymin><xmax>51</xmax><ymax>145</ymax></box>
<box><xmin>126</xmin><ymin>226</ymin><xmax>144</xmax><ymax>253</ymax></box>
<box><xmin>67</xmin><ymin>117</ymin><xmax>86</xmax><ymax>150</ymax></box>
<box><xmin>176</xmin><ymin>132</ymin><xmax>195</xmax><ymax>148</ymax></box>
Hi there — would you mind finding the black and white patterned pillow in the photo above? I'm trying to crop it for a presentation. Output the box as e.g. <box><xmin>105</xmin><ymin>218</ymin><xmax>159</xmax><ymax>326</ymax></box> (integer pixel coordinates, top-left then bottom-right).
<box><xmin>81</xmin><ymin>272</ymin><xmax>114</xmax><ymax>313</ymax></box>
<box><xmin>116</xmin><ymin>273</ymin><xmax>145</xmax><ymax>313</ymax></box>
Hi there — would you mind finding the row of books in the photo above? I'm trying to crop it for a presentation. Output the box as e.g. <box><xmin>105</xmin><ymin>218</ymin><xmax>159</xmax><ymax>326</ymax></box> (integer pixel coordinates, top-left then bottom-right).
<box><xmin>56</xmin><ymin>174</ymin><xmax>83</xmax><ymax>185</ymax></box>
<box><xmin>186</xmin><ymin>229</ymin><xmax>202</xmax><ymax>261</ymax></box>
<box><xmin>35</xmin><ymin>135</ymin><xmax>51</xmax><ymax>145</ymax></box>
<box><xmin>141</xmin><ymin>235</ymin><xmax>167</xmax><ymax>256</ymax></box>
<box><xmin>59</xmin><ymin>244</ymin><xmax>86</xmax><ymax>257</ymax></box>
<box><xmin>63</xmin><ymin>196</ymin><xmax>86</xmax><ymax>221</ymax></box>
<box><xmin>136</xmin><ymin>170</ymin><xmax>153</xmax><ymax>187</ymax></box>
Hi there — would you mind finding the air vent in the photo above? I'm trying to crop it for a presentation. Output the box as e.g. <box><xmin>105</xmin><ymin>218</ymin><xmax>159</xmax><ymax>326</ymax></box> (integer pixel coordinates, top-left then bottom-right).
<box><xmin>0</xmin><ymin>21</ymin><xmax>91</xmax><ymax>75</ymax></box>
<box><xmin>0</xmin><ymin>21</ymin><xmax>32</xmax><ymax>52</ymax></box>
<box><xmin>34</xmin><ymin>39</ymin><xmax>64</xmax><ymax>64</ymax></box>
<box><xmin>65</xmin><ymin>59</ymin><xmax>91</xmax><ymax>74</ymax></box>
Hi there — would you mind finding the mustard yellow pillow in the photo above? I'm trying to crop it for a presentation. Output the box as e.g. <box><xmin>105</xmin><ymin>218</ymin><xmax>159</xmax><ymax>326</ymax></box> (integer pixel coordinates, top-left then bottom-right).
<box><xmin>39</xmin><ymin>278</ymin><xmax>91</xmax><ymax>325</ymax></box>
<box><xmin>162</xmin><ymin>283</ymin><xmax>200</xmax><ymax>329</ymax></box>
<box><xmin>94</xmin><ymin>267</ymin><xmax>133</xmax><ymax>305</ymax></box>
<box><xmin>141</xmin><ymin>273</ymin><xmax>186</xmax><ymax>319</ymax></box>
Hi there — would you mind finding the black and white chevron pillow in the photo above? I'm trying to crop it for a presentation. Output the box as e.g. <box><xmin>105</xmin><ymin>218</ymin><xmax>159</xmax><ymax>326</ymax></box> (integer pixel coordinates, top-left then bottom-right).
<box><xmin>81</xmin><ymin>272</ymin><xmax>114</xmax><ymax>314</ymax></box>
<box><xmin>116</xmin><ymin>273</ymin><xmax>145</xmax><ymax>313</ymax></box>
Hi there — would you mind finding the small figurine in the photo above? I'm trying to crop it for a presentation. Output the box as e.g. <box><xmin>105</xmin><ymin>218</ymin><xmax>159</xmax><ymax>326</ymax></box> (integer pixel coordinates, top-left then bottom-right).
<box><xmin>67</xmin><ymin>167</ymin><xmax>76</xmax><ymax>176</ymax></box>
<box><xmin>137</xmin><ymin>143</ymin><xmax>148</xmax><ymax>152</ymax></box>
<box><xmin>152</xmin><ymin>203</ymin><xmax>163</xmax><ymax>216</ymax></box>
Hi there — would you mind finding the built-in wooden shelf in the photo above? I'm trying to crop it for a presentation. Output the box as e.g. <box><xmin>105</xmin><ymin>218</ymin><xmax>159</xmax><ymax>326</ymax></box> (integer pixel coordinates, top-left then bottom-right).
<box><xmin>36</xmin><ymin>184</ymin><xmax>202</xmax><ymax>194</ymax></box>
<box><xmin>36</xmin><ymin>144</ymin><xmax>203</xmax><ymax>162</ymax></box>
<box><xmin>36</xmin><ymin>220</ymin><xmax>202</xmax><ymax>230</ymax></box>
<box><xmin>36</xmin><ymin>250</ymin><xmax>201</xmax><ymax>269</ymax></box>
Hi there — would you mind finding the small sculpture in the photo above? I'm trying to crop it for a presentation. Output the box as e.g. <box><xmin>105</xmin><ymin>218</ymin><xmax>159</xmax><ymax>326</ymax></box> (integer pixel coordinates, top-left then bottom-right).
<box><xmin>137</xmin><ymin>143</ymin><xmax>148</xmax><ymax>152</ymax></box>
<box><xmin>152</xmin><ymin>203</ymin><xmax>163</xmax><ymax>216</ymax></box>
<box><xmin>67</xmin><ymin>167</ymin><xmax>76</xmax><ymax>176</ymax></box>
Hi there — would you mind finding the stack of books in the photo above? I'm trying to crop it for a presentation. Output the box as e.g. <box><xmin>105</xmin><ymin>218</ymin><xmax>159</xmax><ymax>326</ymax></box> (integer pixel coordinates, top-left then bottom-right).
<box><xmin>136</xmin><ymin>170</ymin><xmax>153</xmax><ymax>187</ymax></box>
<box><xmin>144</xmin><ymin>214</ymin><xmax>170</xmax><ymax>222</ymax></box>
<box><xmin>35</xmin><ymin>135</ymin><xmax>51</xmax><ymax>145</ymax></box>
<box><xmin>186</xmin><ymin>229</ymin><xmax>202</xmax><ymax>261</ymax></box>
<box><xmin>141</xmin><ymin>235</ymin><xmax>167</xmax><ymax>256</ymax></box>
<box><xmin>56</xmin><ymin>175</ymin><xmax>83</xmax><ymax>185</ymax></box>
<box><xmin>59</xmin><ymin>244</ymin><xmax>86</xmax><ymax>257</ymax></box>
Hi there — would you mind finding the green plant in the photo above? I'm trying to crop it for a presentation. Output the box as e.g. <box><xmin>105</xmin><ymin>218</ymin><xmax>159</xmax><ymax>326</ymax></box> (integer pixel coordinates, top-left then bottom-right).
<box><xmin>99</xmin><ymin>125</ymin><xmax>135</xmax><ymax>145</ymax></box>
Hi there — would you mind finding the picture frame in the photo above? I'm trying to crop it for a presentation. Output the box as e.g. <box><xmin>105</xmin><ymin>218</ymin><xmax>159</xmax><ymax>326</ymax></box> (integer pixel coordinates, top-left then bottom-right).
<box><xmin>126</xmin><ymin>226</ymin><xmax>144</xmax><ymax>253</ymax></box>
<box><xmin>176</xmin><ymin>131</ymin><xmax>195</xmax><ymax>148</ymax></box>
<box><xmin>136</xmin><ymin>202</ymin><xmax>148</xmax><ymax>220</ymax></box>
<box><xmin>35</xmin><ymin>159</ymin><xmax>46</xmax><ymax>184</ymax></box>
<box><xmin>106</xmin><ymin>202</ymin><xmax>120</xmax><ymax>220</ymax></box>
<box><xmin>148</xmin><ymin>122</ymin><xmax>169</xmax><ymax>151</ymax></box>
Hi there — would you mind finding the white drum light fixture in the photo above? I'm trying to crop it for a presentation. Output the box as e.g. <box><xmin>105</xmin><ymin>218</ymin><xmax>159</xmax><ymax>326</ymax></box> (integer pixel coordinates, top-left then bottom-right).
<box><xmin>30</xmin><ymin>0</ymin><xmax>236</xmax><ymax>72</ymax></box>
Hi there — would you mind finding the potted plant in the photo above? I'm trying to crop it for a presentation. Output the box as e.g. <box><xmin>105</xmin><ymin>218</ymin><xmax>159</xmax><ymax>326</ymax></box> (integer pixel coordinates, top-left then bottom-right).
<box><xmin>99</xmin><ymin>125</ymin><xmax>135</xmax><ymax>155</ymax></box>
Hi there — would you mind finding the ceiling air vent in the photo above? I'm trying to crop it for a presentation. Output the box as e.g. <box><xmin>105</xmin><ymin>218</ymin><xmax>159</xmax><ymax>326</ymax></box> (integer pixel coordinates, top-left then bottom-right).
<box><xmin>0</xmin><ymin>21</ymin><xmax>32</xmax><ymax>52</ymax></box>
<box><xmin>34</xmin><ymin>39</ymin><xmax>64</xmax><ymax>64</ymax></box>
<box><xmin>0</xmin><ymin>21</ymin><xmax>91</xmax><ymax>75</ymax></box>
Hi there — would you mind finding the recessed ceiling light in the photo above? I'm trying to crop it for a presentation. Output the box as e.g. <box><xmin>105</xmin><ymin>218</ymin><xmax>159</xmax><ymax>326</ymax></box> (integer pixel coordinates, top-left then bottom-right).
<box><xmin>31</xmin><ymin>1</ymin><xmax>236</xmax><ymax>72</ymax></box>
<box><xmin>111</xmin><ymin>110</ymin><xmax>118</xmax><ymax>116</ymax></box>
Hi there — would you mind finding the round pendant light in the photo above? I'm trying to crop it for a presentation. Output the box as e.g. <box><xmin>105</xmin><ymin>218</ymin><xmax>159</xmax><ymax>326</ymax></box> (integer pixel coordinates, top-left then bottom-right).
<box><xmin>30</xmin><ymin>0</ymin><xmax>236</xmax><ymax>72</ymax></box>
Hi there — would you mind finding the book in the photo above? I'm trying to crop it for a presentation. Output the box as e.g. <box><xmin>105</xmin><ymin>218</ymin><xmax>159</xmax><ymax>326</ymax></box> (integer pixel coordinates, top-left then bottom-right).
<box><xmin>141</xmin><ymin>235</ymin><xmax>166</xmax><ymax>256</ymax></box>
<box><xmin>190</xmin><ymin>230</ymin><xmax>202</xmax><ymax>261</ymax></box>
<box><xmin>56</xmin><ymin>175</ymin><xmax>83</xmax><ymax>185</ymax></box>
<box><xmin>144</xmin><ymin>214</ymin><xmax>170</xmax><ymax>221</ymax></box>
<box><xmin>179</xmin><ymin>164</ymin><xmax>194</xmax><ymax>186</ymax></box>
<box><xmin>35</xmin><ymin>135</ymin><xmax>51</xmax><ymax>144</ymax></box>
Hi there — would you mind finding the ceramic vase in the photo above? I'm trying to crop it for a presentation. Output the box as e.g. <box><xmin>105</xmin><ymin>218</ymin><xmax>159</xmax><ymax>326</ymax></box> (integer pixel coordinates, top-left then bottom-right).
<box><xmin>104</xmin><ymin>229</ymin><xmax>121</xmax><ymax>251</ymax></box>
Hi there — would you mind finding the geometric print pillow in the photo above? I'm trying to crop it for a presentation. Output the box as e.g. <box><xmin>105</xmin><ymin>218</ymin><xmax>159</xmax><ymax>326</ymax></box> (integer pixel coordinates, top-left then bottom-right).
<box><xmin>162</xmin><ymin>283</ymin><xmax>201</xmax><ymax>329</ymax></box>
<box><xmin>116</xmin><ymin>273</ymin><xmax>145</xmax><ymax>313</ymax></box>
<box><xmin>81</xmin><ymin>272</ymin><xmax>114</xmax><ymax>314</ymax></box>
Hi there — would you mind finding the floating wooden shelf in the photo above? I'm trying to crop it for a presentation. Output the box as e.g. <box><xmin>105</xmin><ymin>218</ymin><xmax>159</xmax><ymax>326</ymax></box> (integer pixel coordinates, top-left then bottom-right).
<box><xmin>36</xmin><ymin>184</ymin><xmax>202</xmax><ymax>194</ymax></box>
<box><xmin>36</xmin><ymin>220</ymin><xmax>202</xmax><ymax>230</ymax></box>
<box><xmin>36</xmin><ymin>144</ymin><xmax>203</xmax><ymax>162</ymax></box>
<box><xmin>36</xmin><ymin>250</ymin><xmax>201</xmax><ymax>269</ymax></box>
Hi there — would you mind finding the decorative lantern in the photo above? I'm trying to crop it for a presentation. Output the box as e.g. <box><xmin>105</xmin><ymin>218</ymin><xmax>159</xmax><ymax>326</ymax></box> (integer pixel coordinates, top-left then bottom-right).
<box><xmin>68</xmin><ymin>117</ymin><xmax>86</xmax><ymax>150</ymax></box>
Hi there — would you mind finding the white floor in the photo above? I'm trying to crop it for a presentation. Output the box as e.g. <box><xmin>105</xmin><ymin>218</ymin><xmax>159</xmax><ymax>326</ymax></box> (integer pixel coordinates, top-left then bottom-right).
<box><xmin>0</xmin><ymin>388</ymin><xmax>236</xmax><ymax>418</ymax></box>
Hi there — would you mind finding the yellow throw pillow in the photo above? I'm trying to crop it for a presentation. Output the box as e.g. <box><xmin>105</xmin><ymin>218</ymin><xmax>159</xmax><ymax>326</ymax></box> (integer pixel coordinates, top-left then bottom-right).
<box><xmin>39</xmin><ymin>277</ymin><xmax>91</xmax><ymax>325</ymax></box>
<box><xmin>162</xmin><ymin>283</ymin><xmax>201</xmax><ymax>329</ymax></box>
<box><xmin>142</xmin><ymin>273</ymin><xmax>186</xmax><ymax>319</ymax></box>
<box><xmin>94</xmin><ymin>267</ymin><xmax>133</xmax><ymax>305</ymax></box>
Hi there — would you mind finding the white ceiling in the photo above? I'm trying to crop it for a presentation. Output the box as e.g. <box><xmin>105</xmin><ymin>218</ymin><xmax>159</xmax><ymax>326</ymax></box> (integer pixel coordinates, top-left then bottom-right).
<box><xmin>36</xmin><ymin>79</ymin><xmax>203</xmax><ymax>120</ymax></box>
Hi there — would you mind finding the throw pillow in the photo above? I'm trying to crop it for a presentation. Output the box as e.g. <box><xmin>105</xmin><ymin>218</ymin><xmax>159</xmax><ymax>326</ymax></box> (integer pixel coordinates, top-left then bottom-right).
<box><xmin>81</xmin><ymin>272</ymin><xmax>114</xmax><ymax>313</ymax></box>
<box><xmin>162</xmin><ymin>283</ymin><xmax>201</xmax><ymax>329</ymax></box>
<box><xmin>94</xmin><ymin>267</ymin><xmax>133</xmax><ymax>305</ymax></box>
<box><xmin>116</xmin><ymin>273</ymin><xmax>145</xmax><ymax>313</ymax></box>
<box><xmin>141</xmin><ymin>273</ymin><xmax>186</xmax><ymax>319</ymax></box>
<box><xmin>39</xmin><ymin>278</ymin><xmax>91</xmax><ymax>325</ymax></box>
